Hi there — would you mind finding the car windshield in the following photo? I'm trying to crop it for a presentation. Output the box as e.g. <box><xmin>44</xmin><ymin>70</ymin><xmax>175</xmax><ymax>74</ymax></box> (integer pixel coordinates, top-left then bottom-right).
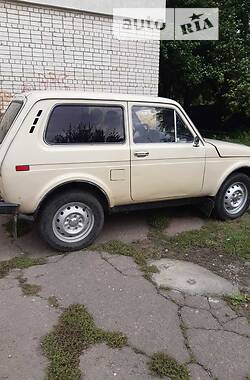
<box><xmin>0</xmin><ymin>101</ymin><xmax>23</xmax><ymax>144</ymax></box>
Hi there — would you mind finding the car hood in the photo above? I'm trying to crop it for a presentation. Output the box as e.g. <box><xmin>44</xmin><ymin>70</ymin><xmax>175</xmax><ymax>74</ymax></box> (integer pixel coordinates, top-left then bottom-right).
<box><xmin>205</xmin><ymin>138</ymin><xmax>250</xmax><ymax>157</ymax></box>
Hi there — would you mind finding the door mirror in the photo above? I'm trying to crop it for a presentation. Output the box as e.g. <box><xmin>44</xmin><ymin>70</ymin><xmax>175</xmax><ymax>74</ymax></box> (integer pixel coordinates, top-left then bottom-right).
<box><xmin>193</xmin><ymin>136</ymin><xmax>200</xmax><ymax>147</ymax></box>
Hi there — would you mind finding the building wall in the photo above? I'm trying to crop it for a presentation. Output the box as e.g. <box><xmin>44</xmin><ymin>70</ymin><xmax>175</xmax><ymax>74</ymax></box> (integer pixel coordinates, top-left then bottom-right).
<box><xmin>0</xmin><ymin>1</ymin><xmax>160</xmax><ymax>111</ymax></box>
<box><xmin>17</xmin><ymin>0</ymin><xmax>166</xmax><ymax>17</ymax></box>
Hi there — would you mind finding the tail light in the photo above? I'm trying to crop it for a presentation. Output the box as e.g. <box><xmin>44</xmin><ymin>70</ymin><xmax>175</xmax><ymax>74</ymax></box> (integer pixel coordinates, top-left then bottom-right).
<box><xmin>16</xmin><ymin>165</ymin><xmax>30</xmax><ymax>172</ymax></box>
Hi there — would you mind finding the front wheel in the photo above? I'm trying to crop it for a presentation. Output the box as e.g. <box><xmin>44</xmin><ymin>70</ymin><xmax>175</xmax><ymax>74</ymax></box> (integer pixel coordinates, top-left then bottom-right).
<box><xmin>214</xmin><ymin>173</ymin><xmax>250</xmax><ymax>220</ymax></box>
<box><xmin>39</xmin><ymin>191</ymin><xmax>104</xmax><ymax>251</ymax></box>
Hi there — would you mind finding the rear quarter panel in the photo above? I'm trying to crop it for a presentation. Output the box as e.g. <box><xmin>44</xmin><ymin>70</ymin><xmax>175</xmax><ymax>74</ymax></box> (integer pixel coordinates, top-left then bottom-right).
<box><xmin>1</xmin><ymin>99</ymin><xmax>131</xmax><ymax>213</ymax></box>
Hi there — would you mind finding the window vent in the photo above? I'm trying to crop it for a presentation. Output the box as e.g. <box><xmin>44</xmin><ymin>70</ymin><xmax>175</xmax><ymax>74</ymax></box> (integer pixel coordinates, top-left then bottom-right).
<box><xmin>29</xmin><ymin>110</ymin><xmax>43</xmax><ymax>133</ymax></box>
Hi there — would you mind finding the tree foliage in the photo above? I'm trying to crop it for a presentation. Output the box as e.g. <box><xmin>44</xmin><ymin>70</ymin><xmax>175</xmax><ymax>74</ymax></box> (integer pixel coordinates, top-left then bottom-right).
<box><xmin>160</xmin><ymin>0</ymin><xmax>250</xmax><ymax>119</ymax></box>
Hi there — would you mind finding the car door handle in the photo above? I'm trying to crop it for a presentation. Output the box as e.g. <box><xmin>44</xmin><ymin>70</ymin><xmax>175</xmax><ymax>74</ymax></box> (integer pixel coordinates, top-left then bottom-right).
<box><xmin>134</xmin><ymin>151</ymin><xmax>149</xmax><ymax>158</ymax></box>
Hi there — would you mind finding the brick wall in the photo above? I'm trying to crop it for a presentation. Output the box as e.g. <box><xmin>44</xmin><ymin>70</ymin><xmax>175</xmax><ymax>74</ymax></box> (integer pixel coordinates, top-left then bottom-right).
<box><xmin>0</xmin><ymin>1</ymin><xmax>160</xmax><ymax>111</ymax></box>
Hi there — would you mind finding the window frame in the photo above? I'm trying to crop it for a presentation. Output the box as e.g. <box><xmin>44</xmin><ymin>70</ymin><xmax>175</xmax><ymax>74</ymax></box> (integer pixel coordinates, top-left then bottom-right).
<box><xmin>44</xmin><ymin>102</ymin><xmax>127</xmax><ymax>146</ymax></box>
<box><xmin>0</xmin><ymin>100</ymin><xmax>24</xmax><ymax>144</ymax></box>
<box><xmin>175</xmin><ymin>111</ymin><xmax>195</xmax><ymax>143</ymax></box>
<box><xmin>130</xmin><ymin>102</ymin><xmax>197</xmax><ymax>145</ymax></box>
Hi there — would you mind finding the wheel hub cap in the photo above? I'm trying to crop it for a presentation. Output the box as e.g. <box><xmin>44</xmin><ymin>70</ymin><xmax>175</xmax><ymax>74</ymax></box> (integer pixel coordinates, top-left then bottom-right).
<box><xmin>224</xmin><ymin>182</ymin><xmax>248</xmax><ymax>215</ymax></box>
<box><xmin>52</xmin><ymin>202</ymin><xmax>95</xmax><ymax>243</ymax></box>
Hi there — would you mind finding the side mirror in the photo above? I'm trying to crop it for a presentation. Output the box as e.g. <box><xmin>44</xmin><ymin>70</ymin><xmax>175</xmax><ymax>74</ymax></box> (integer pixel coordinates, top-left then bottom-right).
<box><xmin>193</xmin><ymin>136</ymin><xmax>200</xmax><ymax>147</ymax></box>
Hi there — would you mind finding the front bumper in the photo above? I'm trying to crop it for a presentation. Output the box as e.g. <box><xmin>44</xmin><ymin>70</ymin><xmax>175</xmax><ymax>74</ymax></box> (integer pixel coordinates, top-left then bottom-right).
<box><xmin>0</xmin><ymin>201</ymin><xmax>19</xmax><ymax>215</ymax></box>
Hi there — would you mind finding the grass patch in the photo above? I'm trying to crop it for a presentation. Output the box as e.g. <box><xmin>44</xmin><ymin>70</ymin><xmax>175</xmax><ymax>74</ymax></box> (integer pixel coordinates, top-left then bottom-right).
<box><xmin>149</xmin><ymin>352</ymin><xmax>189</xmax><ymax>379</ymax></box>
<box><xmin>3</xmin><ymin>218</ymin><xmax>32</xmax><ymax>238</ymax></box>
<box><xmin>150</xmin><ymin>211</ymin><xmax>250</xmax><ymax>260</ymax></box>
<box><xmin>225</xmin><ymin>293</ymin><xmax>250</xmax><ymax>308</ymax></box>
<box><xmin>93</xmin><ymin>240</ymin><xmax>159</xmax><ymax>279</ymax></box>
<box><xmin>147</xmin><ymin>212</ymin><xmax>169</xmax><ymax>231</ymax></box>
<box><xmin>0</xmin><ymin>256</ymin><xmax>46</xmax><ymax>279</ymax></box>
<box><xmin>18</xmin><ymin>277</ymin><xmax>41</xmax><ymax>296</ymax></box>
<box><xmin>41</xmin><ymin>304</ymin><xmax>127</xmax><ymax>380</ymax></box>
<box><xmin>48</xmin><ymin>296</ymin><xmax>60</xmax><ymax>308</ymax></box>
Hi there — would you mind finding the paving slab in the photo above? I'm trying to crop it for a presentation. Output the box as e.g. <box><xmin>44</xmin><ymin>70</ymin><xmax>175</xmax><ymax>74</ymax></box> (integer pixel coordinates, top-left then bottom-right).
<box><xmin>184</xmin><ymin>295</ymin><xmax>210</xmax><ymax>310</ymax></box>
<box><xmin>23</xmin><ymin>251</ymin><xmax>190</xmax><ymax>362</ymax></box>
<box><xmin>160</xmin><ymin>289</ymin><xmax>186</xmax><ymax>306</ymax></box>
<box><xmin>0</xmin><ymin>276</ymin><xmax>59</xmax><ymax>380</ymax></box>
<box><xmin>187</xmin><ymin>363</ymin><xmax>212</xmax><ymax>380</ymax></box>
<box><xmin>224</xmin><ymin>317</ymin><xmax>250</xmax><ymax>337</ymax></box>
<box><xmin>0</xmin><ymin>216</ymin><xmax>249</xmax><ymax>380</ymax></box>
<box><xmin>187</xmin><ymin>329</ymin><xmax>250</xmax><ymax>380</ymax></box>
<box><xmin>80</xmin><ymin>344</ymin><xmax>153</xmax><ymax>380</ymax></box>
<box><xmin>0</xmin><ymin>215</ymin><xmax>55</xmax><ymax>260</ymax></box>
<box><xmin>97</xmin><ymin>213</ymin><xmax>149</xmax><ymax>244</ymax></box>
<box><xmin>151</xmin><ymin>259</ymin><xmax>238</xmax><ymax>296</ymax></box>
<box><xmin>0</xmin><ymin>212</ymin><xmax>149</xmax><ymax>261</ymax></box>
<box><xmin>17</xmin><ymin>228</ymin><xmax>56</xmax><ymax>258</ymax></box>
<box><xmin>0</xmin><ymin>215</ymin><xmax>21</xmax><ymax>260</ymax></box>
<box><xmin>210</xmin><ymin>304</ymin><xmax>238</xmax><ymax>324</ymax></box>
<box><xmin>165</xmin><ymin>215</ymin><xmax>205</xmax><ymax>236</ymax></box>
<box><xmin>208</xmin><ymin>297</ymin><xmax>227</xmax><ymax>309</ymax></box>
<box><xmin>181</xmin><ymin>306</ymin><xmax>221</xmax><ymax>330</ymax></box>
<box><xmin>101</xmin><ymin>253</ymin><xmax>142</xmax><ymax>277</ymax></box>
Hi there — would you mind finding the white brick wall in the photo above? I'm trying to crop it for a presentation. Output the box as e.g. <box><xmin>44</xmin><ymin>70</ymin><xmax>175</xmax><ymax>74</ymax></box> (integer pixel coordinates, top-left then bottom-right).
<box><xmin>0</xmin><ymin>0</ymin><xmax>160</xmax><ymax>111</ymax></box>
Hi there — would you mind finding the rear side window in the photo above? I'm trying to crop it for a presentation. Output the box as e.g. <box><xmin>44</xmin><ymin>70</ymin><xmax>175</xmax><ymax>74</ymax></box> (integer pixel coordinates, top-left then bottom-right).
<box><xmin>45</xmin><ymin>105</ymin><xmax>125</xmax><ymax>144</ymax></box>
<box><xmin>0</xmin><ymin>101</ymin><xmax>23</xmax><ymax>144</ymax></box>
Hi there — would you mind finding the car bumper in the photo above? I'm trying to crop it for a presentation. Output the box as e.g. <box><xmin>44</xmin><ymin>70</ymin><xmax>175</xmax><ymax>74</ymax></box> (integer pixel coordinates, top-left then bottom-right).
<box><xmin>0</xmin><ymin>200</ymin><xmax>19</xmax><ymax>215</ymax></box>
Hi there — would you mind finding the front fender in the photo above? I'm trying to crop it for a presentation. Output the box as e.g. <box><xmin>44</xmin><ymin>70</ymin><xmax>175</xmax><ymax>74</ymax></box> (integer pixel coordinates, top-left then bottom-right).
<box><xmin>213</xmin><ymin>161</ymin><xmax>250</xmax><ymax>195</ymax></box>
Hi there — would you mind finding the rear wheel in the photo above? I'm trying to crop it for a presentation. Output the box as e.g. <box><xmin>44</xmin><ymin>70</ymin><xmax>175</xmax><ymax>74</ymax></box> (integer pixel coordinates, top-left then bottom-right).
<box><xmin>39</xmin><ymin>191</ymin><xmax>104</xmax><ymax>251</ymax></box>
<box><xmin>214</xmin><ymin>173</ymin><xmax>250</xmax><ymax>220</ymax></box>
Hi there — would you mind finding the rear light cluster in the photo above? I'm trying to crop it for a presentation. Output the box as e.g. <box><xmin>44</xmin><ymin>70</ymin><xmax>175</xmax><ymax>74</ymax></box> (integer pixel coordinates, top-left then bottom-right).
<box><xmin>16</xmin><ymin>165</ymin><xmax>30</xmax><ymax>171</ymax></box>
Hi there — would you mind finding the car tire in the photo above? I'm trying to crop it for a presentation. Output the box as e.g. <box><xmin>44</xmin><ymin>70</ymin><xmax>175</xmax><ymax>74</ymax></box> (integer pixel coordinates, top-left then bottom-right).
<box><xmin>214</xmin><ymin>173</ymin><xmax>250</xmax><ymax>220</ymax></box>
<box><xmin>39</xmin><ymin>190</ymin><xmax>104</xmax><ymax>251</ymax></box>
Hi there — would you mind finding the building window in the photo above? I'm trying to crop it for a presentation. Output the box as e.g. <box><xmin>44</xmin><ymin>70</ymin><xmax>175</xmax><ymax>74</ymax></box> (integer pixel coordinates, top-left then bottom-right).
<box><xmin>45</xmin><ymin>105</ymin><xmax>125</xmax><ymax>144</ymax></box>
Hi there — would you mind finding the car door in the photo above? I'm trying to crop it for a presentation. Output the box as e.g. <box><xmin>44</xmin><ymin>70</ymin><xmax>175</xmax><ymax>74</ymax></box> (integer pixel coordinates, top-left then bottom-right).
<box><xmin>129</xmin><ymin>102</ymin><xmax>206</xmax><ymax>202</ymax></box>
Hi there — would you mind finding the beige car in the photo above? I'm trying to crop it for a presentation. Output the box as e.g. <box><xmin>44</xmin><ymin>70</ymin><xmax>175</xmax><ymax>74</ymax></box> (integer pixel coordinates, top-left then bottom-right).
<box><xmin>0</xmin><ymin>91</ymin><xmax>249</xmax><ymax>251</ymax></box>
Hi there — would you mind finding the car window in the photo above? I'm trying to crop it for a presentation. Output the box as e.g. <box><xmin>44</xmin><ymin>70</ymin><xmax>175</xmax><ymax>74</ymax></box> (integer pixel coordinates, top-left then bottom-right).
<box><xmin>132</xmin><ymin>106</ymin><xmax>194</xmax><ymax>144</ymax></box>
<box><xmin>45</xmin><ymin>105</ymin><xmax>125</xmax><ymax>144</ymax></box>
<box><xmin>0</xmin><ymin>101</ymin><xmax>23</xmax><ymax>144</ymax></box>
<box><xmin>132</xmin><ymin>106</ymin><xmax>175</xmax><ymax>143</ymax></box>
<box><xmin>176</xmin><ymin>113</ymin><xmax>194</xmax><ymax>143</ymax></box>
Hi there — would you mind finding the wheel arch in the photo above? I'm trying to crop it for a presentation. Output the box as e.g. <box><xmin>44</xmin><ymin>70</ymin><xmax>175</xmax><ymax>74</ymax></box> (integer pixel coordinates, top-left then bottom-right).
<box><xmin>230</xmin><ymin>166</ymin><xmax>250</xmax><ymax>178</ymax></box>
<box><xmin>215</xmin><ymin>165</ymin><xmax>250</xmax><ymax>195</ymax></box>
<box><xmin>36</xmin><ymin>180</ymin><xmax>110</xmax><ymax>216</ymax></box>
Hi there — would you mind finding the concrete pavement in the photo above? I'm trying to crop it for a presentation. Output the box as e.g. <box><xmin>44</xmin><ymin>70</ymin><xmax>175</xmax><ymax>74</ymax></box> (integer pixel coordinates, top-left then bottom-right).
<box><xmin>0</xmin><ymin>213</ymin><xmax>250</xmax><ymax>380</ymax></box>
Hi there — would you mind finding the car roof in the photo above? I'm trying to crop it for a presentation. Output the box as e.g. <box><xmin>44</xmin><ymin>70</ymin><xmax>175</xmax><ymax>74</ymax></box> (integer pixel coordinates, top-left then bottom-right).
<box><xmin>16</xmin><ymin>90</ymin><xmax>179</xmax><ymax>105</ymax></box>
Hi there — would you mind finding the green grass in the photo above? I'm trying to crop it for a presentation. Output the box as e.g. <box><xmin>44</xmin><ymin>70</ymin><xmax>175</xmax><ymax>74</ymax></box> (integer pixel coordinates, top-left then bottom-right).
<box><xmin>210</xmin><ymin>131</ymin><xmax>250</xmax><ymax>147</ymax></box>
<box><xmin>150</xmin><ymin>211</ymin><xmax>250</xmax><ymax>260</ymax></box>
<box><xmin>149</xmin><ymin>352</ymin><xmax>189</xmax><ymax>379</ymax></box>
<box><xmin>48</xmin><ymin>296</ymin><xmax>60</xmax><ymax>308</ymax></box>
<box><xmin>0</xmin><ymin>256</ymin><xmax>46</xmax><ymax>278</ymax></box>
<box><xmin>94</xmin><ymin>211</ymin><xmax>250</xmax><ymax>282</ymax></box>
<box><xmin>41</xmin><ymin>304</ymin><xmax>127</xmax><ymax>380</ymax></box>
<box><xmin>225</xmin><ymin>293</ymin><xmax>250</xmax><ymax>308</ymax></box>
<box><xmin>93</xmin><ymin>240</ymin><xmax>159</xmax><ymax>279</ymax></box>
<box><xmin>18</xmin><ymin>277</ymin><xmax>41</xmax><ymax>296</ymax></box>
<box><xmin>147</xmin><ymin>212</ymin><xmax>169</xmax><ymax>231</ymax></box>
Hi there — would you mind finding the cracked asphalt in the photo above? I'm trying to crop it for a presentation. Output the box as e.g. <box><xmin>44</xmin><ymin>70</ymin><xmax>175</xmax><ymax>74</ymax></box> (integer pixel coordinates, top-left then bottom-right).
<box><xmin>0</xmin><ymin>214</ymin><xmax>250</xmax><ymax>380</ymax></box>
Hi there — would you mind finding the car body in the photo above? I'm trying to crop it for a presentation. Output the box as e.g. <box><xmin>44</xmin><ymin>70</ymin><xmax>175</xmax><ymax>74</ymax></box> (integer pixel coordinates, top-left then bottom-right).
<box><xmin>0</xmin><ymin>91</ymin><xmax>249</xmax><ymax>250</ymax></box>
